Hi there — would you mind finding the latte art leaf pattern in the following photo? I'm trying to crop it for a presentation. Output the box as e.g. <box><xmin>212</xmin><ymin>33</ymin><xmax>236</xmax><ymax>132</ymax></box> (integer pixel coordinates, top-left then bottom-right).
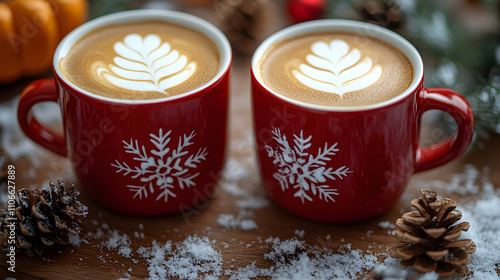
<box><xmin>96</xmin><ymin>33</ymin><xmax>196</xmax><ymax>94</ymax></box>
<box><xmin>292</xmin><ymin>39</ymin><xmax>382</xmax><ymax>96</ymax></box>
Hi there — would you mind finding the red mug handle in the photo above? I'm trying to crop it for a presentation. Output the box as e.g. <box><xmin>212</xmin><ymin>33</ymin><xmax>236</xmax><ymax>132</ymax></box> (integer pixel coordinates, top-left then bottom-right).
<box><xmin>17</xmin><ymin>78</ymin><xmax>67</xmax><ymax>156</ymax></box>
<box><xmin>414</xmin><ymin>88</ymin><xmax>474</xmax><ymax>173</ymax></box>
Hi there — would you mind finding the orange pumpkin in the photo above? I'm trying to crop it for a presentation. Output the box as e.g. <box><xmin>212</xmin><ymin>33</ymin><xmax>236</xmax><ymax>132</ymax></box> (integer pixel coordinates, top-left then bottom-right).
<box><xmin>0</xmin><ymin>0</ymin><xmax>87</xmax><ymax>83</ymax></box>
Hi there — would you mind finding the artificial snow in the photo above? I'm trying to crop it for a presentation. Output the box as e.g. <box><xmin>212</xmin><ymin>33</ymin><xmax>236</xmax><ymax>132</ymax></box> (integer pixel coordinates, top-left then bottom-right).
<box><xmin>294</xmin><ymin>229</ymin><xmax>305</xmax><ymax>238</ymax></box>
<box><xmin>461</xmin><ymin>190</ymin><xmax>500</xmax><ymax>279</ymax></box>
<box><xmin>52</xmin><ymin>163</ymin><xmax>498</xmax><ymax>280</ymax></box>
<box><xmin>12</xmin><ymin>161</ymin><xmax>495</xmax><ymax>280</ymax></box>
<box><xmin>235</xmin><ymin>195</ymin><xmax>269</xmax><ymax>210</ymax></box>
<box><xmin>220</xmin><ymin>158</ymin><xmax>270</xmax><ymax>210</ymax></box>
<box><xmin>0</xmin><ymin>97</ymin><xmax>62</xmax><ymax>163</ymax></box>
<box><xmin>226</xmin><ymin>237</ymin><xmax>379</xmax><ymax>280</ymax></box>
<box><xmin>118</xmin><ymin>246</ymin><xmax>133</xmax><ymax>259</ymax></box>
<box><xmin>134</xmin><ymin>231</ymin><xmax>146</xmax><ymax>239</ymax></box>
<box><xmin>68</xmin><ymin>234</ymin><xmax>82</xmax><ymax>247</ymax></box>
<box><xmin>221</xmin><ymin>159</ymin><xmax>247</xmax><ymax>182</ymax></box>
<box><xmin>217</xmin><ymin>212</ymin><xmax>258</xmax><ymax>231</ymax></box>
<box><xmin>377</xmin><ymin>220</ymin><xmax>397</xmax><ymax>230</ymax></box>
<box><xmin>370</xmin><ymin>257</ymin><xmax>440</xmax><ymax>280</ymax></box>
<box><xmin>423</xmin><ymin>164</ymin><xmax>491</xmax><ymax>196</ymax></box>
<box><xmin>220</xmin><ymin>181</ymin><xmax>248</xmax><ymax>197</ymax></box>
<box><xmin>137</xmin><ymin>236</ymin><xmax>222</xmax><ymax>280</ymax></box>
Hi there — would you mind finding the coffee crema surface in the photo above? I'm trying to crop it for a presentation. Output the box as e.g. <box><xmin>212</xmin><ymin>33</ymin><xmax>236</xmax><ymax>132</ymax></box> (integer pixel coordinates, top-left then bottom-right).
<box><xmin>257</xmin><ymin>32</ymin><xmax>413</xmax><ymax>106</ymax></box>
<box><xmin>61</xmin><ymin>21</ymin><xmax>220</xmax><ymax>100</ymax></box>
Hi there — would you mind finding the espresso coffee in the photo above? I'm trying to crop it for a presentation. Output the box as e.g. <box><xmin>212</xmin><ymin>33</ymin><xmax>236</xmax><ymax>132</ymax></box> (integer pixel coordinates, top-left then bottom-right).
<box><xmin>61</xmin><ymin>21</ymin><xmax>220</xmax><ymax>100</ymax></box>
<box><xmin>257</xmin><ymin>32</ymin><xmax>413</xmax><ymax>106</ymax></box>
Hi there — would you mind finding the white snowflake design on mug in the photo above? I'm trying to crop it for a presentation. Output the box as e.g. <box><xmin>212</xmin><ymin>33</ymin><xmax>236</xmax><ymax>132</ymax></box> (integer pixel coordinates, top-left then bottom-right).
<box><xmin>264</xmin><ymin>127</ymin><xmax>351</xmax><ymax>203</ymax></box>
<box><xmin>292</xmin><ymin>39</ymin><xmax>382</xmax><ymax>96</ymax></box>
<box><xmin>96</xmin><ymin>33</ymin><xmax>196</xmax><ymax>94</ymax></box>
<box><xmin>111</xmin><ymin>129</ymin><xmax>208</xmax><ymax>202</ymax></box>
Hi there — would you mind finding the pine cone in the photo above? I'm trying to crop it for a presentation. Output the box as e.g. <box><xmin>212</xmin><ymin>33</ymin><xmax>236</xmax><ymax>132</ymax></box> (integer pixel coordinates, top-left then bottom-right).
<box><xmin>0</xmin><ymin>147</ymin><xmax>11</xmax><ymax>184</ymax></box>
<box><xmin>0</xmin><ymin>181</ymin><xmax>88</xmax><ymax>256</ymax></box>
<box><xmin>214</xmin><ymin>0</ymin><xmax>272</xmax><ymax>55</ymax></box>
<box><xmin>391</xmin><ymin>189</ymin><xmax>476</xmax><ymax>278</ymax></box>
<box><xmin>357</xmin><ymin>0</ymin><xmax>404</xmax><ymax>30</ymax></box>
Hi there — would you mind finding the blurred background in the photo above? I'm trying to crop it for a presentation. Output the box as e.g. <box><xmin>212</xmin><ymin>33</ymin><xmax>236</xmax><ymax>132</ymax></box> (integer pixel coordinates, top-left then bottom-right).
<box><xmin>2</xmin><ymin>0</ymin><xmax>500</xmax><ymax>149</ymax></box>
<box><xmin>92</xmin><ymin>0</ymin><xmax>500</xmax><ymax>148</ymax></box>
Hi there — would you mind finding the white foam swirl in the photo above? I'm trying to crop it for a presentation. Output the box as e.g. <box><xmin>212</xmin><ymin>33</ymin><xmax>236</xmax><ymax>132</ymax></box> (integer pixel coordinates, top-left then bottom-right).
<box><xmin>96</xmin><ymin>34</ymin><xmax>196</xmax><ymax>94</ymax></box>
<box><xmin>292</xmin><ymin>39</ymin><xmax>382</xmax><ymax>96</ymax></box>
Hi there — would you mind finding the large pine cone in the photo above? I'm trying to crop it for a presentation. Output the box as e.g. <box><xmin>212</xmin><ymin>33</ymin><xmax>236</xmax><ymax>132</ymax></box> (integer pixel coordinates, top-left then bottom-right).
<box><xmin>0</xmin><ymin>181</ymin><xmax>88</xmax><ymax>256</ymax></box>
<box><xmin>391</xmin><ymin>189</ymin><xmax>476</xmax><ymax>277</ymax></box>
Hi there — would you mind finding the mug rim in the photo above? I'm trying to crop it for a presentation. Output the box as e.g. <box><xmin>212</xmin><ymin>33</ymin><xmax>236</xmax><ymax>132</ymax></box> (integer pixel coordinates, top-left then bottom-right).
<box><xmin>54</xmin><ymin>9</ymin><xmax>232</xmax><ymax>104</ymax></box>
<box><xmin>251</xmin><ymin>19</ymin><xmax>424</xmax><ymax>112</ymax></box>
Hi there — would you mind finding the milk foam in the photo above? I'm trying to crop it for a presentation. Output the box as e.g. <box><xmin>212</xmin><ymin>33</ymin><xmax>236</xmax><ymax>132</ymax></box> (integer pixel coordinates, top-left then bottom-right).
<box><xmin>258</xmin><ymin>32</ymin><xmax>413</xmax><ymax>107</ymax></box>
<box><xmin>61</xmin><ymin>21</ymin><xmax>219</xmax><ymax>100</ymax></box>
<box><xmin>96</xmin><ymin>34</ymin><xmax>196</xmax><ymax>94</ymax></box>
<box><xmin>292</xmin><ymin>39</ymin><xmax>382</xmax><ymax>96</ymax></box>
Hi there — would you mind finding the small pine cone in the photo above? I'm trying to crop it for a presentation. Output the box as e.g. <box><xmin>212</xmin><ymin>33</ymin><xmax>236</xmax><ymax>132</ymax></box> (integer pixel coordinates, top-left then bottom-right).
<box><xmin>214</xmin><ymin>0</ymin><xmax>273</xmax><ymax>55</ymax></box>
<box><xmin>390</xmin><ymin>189</ymin><xmax>476</xmax><ymax>278</ymax></box>
<box><xmin>0</xmin><ymin>181</ymin><xmax>88</xmax><ymax>256</ymax></box>
<box><xmin>0</xmin><ymin>147</ymin><xmax>11</xmax><ymax>183</ymax></box>
<box><xmin>356</xmin><ymin>0</ymin><xmax>404</xmax><ymax>30</ymax></box>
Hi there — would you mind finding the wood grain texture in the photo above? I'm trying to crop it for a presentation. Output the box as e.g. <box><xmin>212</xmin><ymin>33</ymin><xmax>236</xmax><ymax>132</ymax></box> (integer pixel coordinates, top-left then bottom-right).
<box><xmin>1</xmin><ymin>24</ymin><xmax>499</xmax><ymax>280</ymax></box>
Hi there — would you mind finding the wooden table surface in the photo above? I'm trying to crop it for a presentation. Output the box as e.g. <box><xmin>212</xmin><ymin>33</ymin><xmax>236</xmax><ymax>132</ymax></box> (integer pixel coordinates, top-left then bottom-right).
<box><xmin>1</xmin><ymin>4</ymin><xmax>500</xmax><ymax>280</ymax></box>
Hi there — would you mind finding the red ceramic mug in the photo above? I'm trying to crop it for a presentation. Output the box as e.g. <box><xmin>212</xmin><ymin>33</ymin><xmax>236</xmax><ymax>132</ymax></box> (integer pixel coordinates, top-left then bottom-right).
<box><xmin>18</xmin><ymin>10</ymin><xmax>232</xmax><ymax>215</ymax></box>
<box><xmin>251</xmin><ymin>20</ymin><xmax>474</xmax><ymax>223</ymax></box>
